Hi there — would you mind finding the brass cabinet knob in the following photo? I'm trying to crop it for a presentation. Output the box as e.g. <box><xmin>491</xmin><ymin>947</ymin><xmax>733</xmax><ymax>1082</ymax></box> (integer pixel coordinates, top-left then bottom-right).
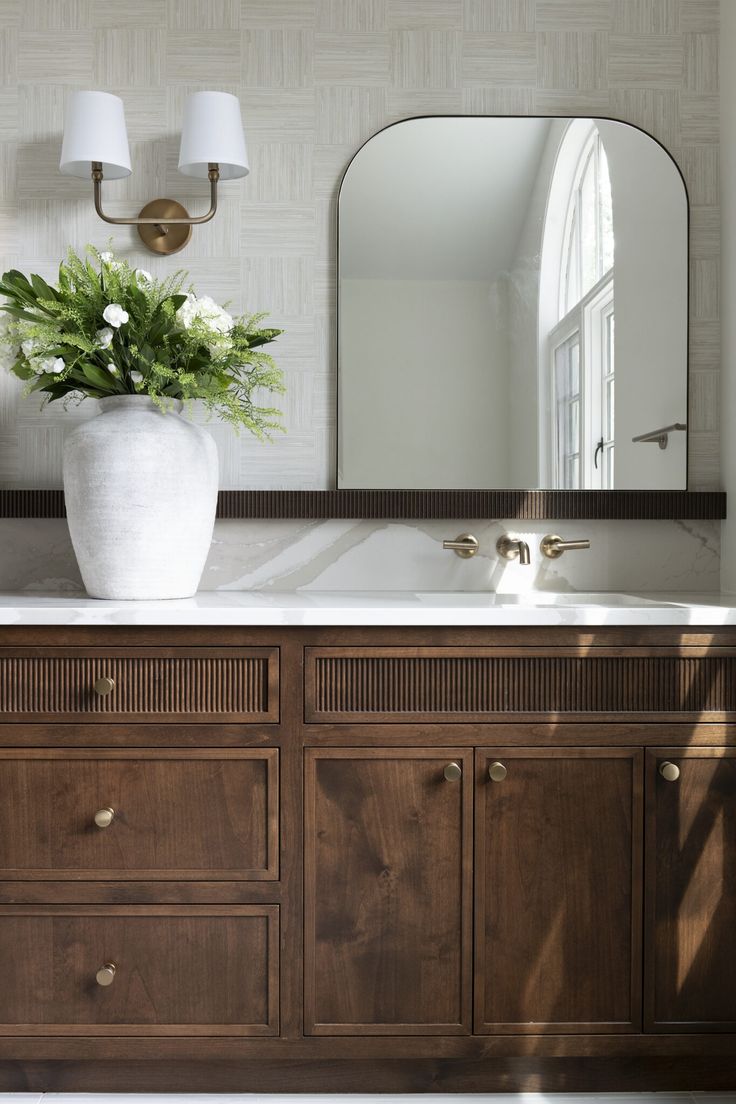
<box><xmin>94</xmin><ymin>676</ymin><xmax>115</xmax><ymax>697</ymax></box>
<box><xmin>488</xmin><ymin>761</ymin><xmax>508</xmax><ymax>783</ymax></box>
<box><xmin>95</xmin><ymin>962</ymin><xmax>116</xmax><ymax>987</ymax></box>
<box><xmin>443</xmin><ymin>762</ymin><xmax>462</xmax><ymax>782</ymax></box>
<box><xmin>94</xmin><ymin>807</ymin><xmax>115</xmax><ymax>829</ymax></box>
<box><xmin>659</xmin><ymin>760</ymin><xmax>681</xmax><ymax>782</ymax></box>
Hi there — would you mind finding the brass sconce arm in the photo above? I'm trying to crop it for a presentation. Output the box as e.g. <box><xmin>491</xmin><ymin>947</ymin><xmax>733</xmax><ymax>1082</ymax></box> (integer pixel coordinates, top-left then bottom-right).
<box><xmin>90</xmin><ymin>162</ymin><xmax>220</xmax><ymax>254</ymax></box>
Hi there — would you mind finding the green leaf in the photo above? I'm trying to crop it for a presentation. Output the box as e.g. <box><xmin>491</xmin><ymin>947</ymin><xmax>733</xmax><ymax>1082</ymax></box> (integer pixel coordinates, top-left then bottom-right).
<box><xmin>30</xmin><ymin>274</ymin><xmax>57</xmax><ymax>302</ymax></box>
<box><xmin>10</xmin><ymin>361</ymin><xmax>35</xmax><ymax>380</ymax></box>
<box><xmin>0</xmin><ymin>305</ymin><xmax>46</xmax><ymax>323</ymax></box>
<box><xmin>80</xmin><ymin>362</ymin><xmax>115</xmax><ymax>390</ymax></box>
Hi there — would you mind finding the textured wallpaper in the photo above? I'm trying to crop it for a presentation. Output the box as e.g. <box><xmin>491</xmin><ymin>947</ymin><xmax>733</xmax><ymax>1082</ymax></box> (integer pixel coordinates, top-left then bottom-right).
<box><xmin>0</xmin><ymin>0</ymin><xmax>723</xmax><ymax>592</ymax></box>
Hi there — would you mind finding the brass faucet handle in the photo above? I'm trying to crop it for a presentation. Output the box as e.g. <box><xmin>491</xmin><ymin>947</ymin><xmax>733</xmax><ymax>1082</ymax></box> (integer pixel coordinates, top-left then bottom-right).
<box><xmin>442</xmin><ymin>533</ymin><xmax>479</xmax><ymax>559</ymax></box>
<box><xmin>540</xmin><ymin>534</ymin><xmax>591</xmax><ymax>559</ymax></box>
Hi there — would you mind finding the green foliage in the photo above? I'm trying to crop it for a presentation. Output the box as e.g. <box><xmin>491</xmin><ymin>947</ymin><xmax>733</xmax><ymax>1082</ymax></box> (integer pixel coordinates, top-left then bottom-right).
<box><xmin>0</xmin><ymin>245</ymin><xmax>285</xmax><ymax>437</ymax></box>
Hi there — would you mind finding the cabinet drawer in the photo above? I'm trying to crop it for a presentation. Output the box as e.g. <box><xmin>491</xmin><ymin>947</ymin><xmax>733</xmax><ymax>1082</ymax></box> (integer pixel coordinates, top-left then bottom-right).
<box><xmin>0</xmin><ymin>905</ymin><xmax>279</xmax><ymax>1036</ymax></box>
<box><xmin>0</xmin><ymin>647</ymin><xmax>279</xmax><ymax>722</ymax></box>
<box><xmin>305</xmin><ymin>646</ymin><xmax>736</xmax><ymax>721</ymax></box>
<box><xmin>0</xmin><ymin>750</ymin><xmax>278</xmax><ymax>880</ymax></box>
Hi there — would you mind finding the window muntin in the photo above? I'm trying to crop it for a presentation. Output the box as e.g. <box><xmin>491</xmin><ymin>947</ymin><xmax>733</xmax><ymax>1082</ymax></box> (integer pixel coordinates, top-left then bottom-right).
<box><xmin>548</xmin><ymin>123</ymin><xmax>615</xmax><ymax>489</ymax></box>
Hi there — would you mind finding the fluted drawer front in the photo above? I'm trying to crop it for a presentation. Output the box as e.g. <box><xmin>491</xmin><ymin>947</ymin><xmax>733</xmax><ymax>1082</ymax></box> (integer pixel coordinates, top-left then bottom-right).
<box><xmin>305</xmin><ymin>647</ymin><xmax>736</xmax><ymax>721</ymax></box>
<box><xmin>0</xmin><ymin>905</ymin><xmax>279</xmax><ymax>1036</ymax></box>
<box><xmin>0</xmin><ymin>648</ymin><xmax>279</xmax><ymax>721</ymax></box>
<box><xmin>0</xmin><ymin>750</ymin><xmax>278</xmax><ymax>881</ymax></box>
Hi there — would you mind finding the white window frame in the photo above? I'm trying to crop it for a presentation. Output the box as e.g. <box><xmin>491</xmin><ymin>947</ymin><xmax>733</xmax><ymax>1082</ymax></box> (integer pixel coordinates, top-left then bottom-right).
<box><xmin>549</xmin><ymin>272</ymin><xmax>614</xmax><ymax>489</ymax></box>
<box><xmin>540</xmin><ymin>121</ymin><xmax>615</xmax><ymax>489</ymax></box>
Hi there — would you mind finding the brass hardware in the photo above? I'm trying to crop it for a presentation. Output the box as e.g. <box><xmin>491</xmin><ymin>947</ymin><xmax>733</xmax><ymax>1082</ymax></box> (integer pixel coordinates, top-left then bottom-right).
<box><xmin>496</xmin><ymin>536</ymin><xmax>531</xmax><ymax>565</ymax></box>
<box><xmin>443</xmin><ymin>761</ymin><xmax>462</xmax><ymax>782</ymax></box>
<box><xmin>488</xmin><ymin>761</ymin><xmax>507</xmax><ymax>783</ymax></box>
<box><xmin>94</xmin><ymin>807</ymin><xmax>115</xmax><ymax>829</ymax></box>
<box><xmin>93</xmin><ymin>676</ymin><xmax>115</xmax><ymax>697</ymax></box>
<box><xmin>92</xmin><ymin>160</ymin><xmax>219</xmax><ymax>256</ymax></box>
<box><xmin>632</xmin><ymin>422</ymin><xmax>687</xmax><ymax>450</ymax></box>
<box><xmin>540</xmin><ymin>534</ymin><xmax>591</xmax><ymax>559</ymax></box>
<box><xmin>136</xmin><ymin>199</ymin><xmax>193</xmax><ymax>255</ymax></box>
<box><xmin>442</xmin><ymin>533</ymin><xmax>479</xmax><ymax>559</ymax></box>
<box><xmin>659</xmin><ymin>760</ymin><xmax>680</xmax><ymax>782</ymax></box>
<box><xmin>96</xmin><ymin>962</ymin><xmax>117</xmax><ymax>987</ymax></box>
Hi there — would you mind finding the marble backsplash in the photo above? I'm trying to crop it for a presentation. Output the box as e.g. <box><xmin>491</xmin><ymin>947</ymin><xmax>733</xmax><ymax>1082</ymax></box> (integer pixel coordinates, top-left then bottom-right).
<box><xmin>0</xmin><ymin>516</ymin><xmax>720</xmax><ymax>595</ymax></box>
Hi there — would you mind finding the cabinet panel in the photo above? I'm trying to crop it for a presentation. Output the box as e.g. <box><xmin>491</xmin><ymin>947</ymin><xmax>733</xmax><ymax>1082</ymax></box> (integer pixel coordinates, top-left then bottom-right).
<box><xmin>304</xmin><ymin>748</ymin><xmax>472</xmax><ymax>1035</ymax></box>
<box><xmin>0</xmin><ymin>647</ymin><xmax>279</xmax><ymax>722</ymax></box>
<box><xmin>647</xmin><ymin>749</ymin><xmax>736</xmax><ymax>1031</ymax></box>
<box><xmin>475</xmin><ymin>748</ymin><xmax>642</xmax><ymax>1034</ymax></box>
<box><xmin>305</xmin><ymin>645</ymin><xmax>736</xmax><ymax>722</ymax></box>
<box><xmin>0</xmin><ymin>750</ymin><xmax>278</xmax><ymax>881</ymax></box>
<box><xmin>0</xmin><ymin>905</ymin><xmax>279</xmax><ymax>1036</ymax></box>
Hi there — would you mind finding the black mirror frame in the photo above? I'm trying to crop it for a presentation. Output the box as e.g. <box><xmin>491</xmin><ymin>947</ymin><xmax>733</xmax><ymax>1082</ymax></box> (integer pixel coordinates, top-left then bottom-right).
<box><xmin>0</xmin><ymin>116</ymin><xmax>725</xmax><ymax>522</ymax></box>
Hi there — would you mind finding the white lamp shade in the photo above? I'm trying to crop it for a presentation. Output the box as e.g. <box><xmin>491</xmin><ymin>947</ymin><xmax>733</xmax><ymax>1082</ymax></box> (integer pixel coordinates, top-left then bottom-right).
<box><xmin>178</xmin><ymin>91</ymin><xmax>249</xmax><ymax>180</ymax></box>
<box><xmin>60</xmin><ymin>91</ymin><xmax>131</xmax><ymax>179</ymax></box>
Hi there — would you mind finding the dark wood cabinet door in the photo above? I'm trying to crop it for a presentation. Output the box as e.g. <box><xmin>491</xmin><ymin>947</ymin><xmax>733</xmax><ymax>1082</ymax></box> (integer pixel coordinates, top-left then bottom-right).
<box><xmin>475</xmin><ymin>748</ymin><xmax>642</xmax><ymax>1034</ymax></box>
<box><xmin>304</xmin><ymin>748</ymin><xmax>472</xmax><ymax>1035</ymax></box>
<box><xmin>647</xmin><ymin>749</ymin><xmax>736</xmax><ymax>1031</ymax></box>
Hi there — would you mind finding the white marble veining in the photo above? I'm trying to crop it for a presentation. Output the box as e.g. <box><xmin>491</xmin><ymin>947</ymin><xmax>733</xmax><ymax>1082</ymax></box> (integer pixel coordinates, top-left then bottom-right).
<box><xmin>2</xmin><ymin>591</ymin><xmax>736</xmax><ymax>627</ymax></box>
<box><xmin>0</xmin><ymin>517</ymin><xmax>722</xmax><ymax>597</ymax></box>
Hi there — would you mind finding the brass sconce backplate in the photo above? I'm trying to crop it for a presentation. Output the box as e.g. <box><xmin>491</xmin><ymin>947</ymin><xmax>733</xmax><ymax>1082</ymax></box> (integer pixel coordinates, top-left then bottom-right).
<box><xmin>137</xmin><ymin>199</ymin><xmax>193</xmax><ymax>255</ymax></box>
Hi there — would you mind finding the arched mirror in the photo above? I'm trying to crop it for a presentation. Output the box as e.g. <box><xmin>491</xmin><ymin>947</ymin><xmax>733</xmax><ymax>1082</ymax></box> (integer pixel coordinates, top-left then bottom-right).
<box><xmin>337</xmin><ymin>116</ymin><xmax>688</xmax><ymax>492</ymax></box>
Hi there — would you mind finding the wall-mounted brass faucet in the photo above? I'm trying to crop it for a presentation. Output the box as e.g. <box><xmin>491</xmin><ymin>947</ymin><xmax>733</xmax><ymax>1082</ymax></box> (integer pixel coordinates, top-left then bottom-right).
<box><xmin>496</xmin><ymin>536</ymin><xmax>531</xmax><ymax>565</ymax></box>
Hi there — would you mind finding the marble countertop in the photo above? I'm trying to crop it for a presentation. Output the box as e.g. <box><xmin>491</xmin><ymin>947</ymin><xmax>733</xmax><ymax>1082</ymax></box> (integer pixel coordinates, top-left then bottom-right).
<box><xmin>1</xmin><ymin>591</ymin><xmax>736</xmax><ymax>626</ymax></box>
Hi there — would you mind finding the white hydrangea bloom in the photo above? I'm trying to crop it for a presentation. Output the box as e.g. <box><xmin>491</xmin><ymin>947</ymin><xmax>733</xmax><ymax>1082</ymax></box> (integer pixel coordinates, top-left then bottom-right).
<box><xmin>21</xmin><ymin>337</ymin><xmax>40</xmax><ymax>357</ymax></box>
<box><xmin>0</xmin><ymin>343</ymin><xmax>18</xmax><ymax>371</ymax></box>
<box><xmin>176</xmin><ymin>293</ymin><xmax>233</xmax><ymax>336</ymax></box>
<box><xmin>207</xmin><ymin>336</ymin><xmax>233</xmax><ymax>359</ymax></box>
<box><xmin>102</xmin><ymin>303</ymin><xmax>129</xmax><ymax>328</ymax></box>
<box><xmin>99</xmin><ymin>251</ymin><xmax>124</xmax><ymax>272</ymax></box>
<box><xmin>0</xmin><ymin>313</ymin><xmax>20</xmax><ymax>370</ymax></box>
<box><xmin>36</xmin><ymin>356</ymin><xmax>65</xmax><ymax>375</ymax></box>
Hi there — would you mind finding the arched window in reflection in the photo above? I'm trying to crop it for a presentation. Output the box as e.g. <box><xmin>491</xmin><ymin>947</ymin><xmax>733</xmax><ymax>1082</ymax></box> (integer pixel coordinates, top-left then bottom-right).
<box><xmin>545</xmin><ymin>123</ymin><xmax>615</xmax><ymax>489</ymax></box>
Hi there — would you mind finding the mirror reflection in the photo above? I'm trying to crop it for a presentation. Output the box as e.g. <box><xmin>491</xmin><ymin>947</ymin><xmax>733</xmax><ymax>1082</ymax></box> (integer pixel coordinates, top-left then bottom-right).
<box><xmin>338</xmin><ymin>117</ymin><xmax>688</xmax><ymax>491</ymax></box>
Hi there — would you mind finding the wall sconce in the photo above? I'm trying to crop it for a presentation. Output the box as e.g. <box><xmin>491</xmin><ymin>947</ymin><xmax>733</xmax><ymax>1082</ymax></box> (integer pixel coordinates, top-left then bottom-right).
<box><xmin>59</xmin><ymin>90</ymin><xmax>249</xmax><ymax>256</ymax></box>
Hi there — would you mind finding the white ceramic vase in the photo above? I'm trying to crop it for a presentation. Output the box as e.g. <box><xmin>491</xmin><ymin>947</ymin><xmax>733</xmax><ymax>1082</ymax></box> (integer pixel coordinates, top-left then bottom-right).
<box><xmin>63</xmin><ymin>395</ymin><xmax>219</xmax><ymax>600</ymax></box>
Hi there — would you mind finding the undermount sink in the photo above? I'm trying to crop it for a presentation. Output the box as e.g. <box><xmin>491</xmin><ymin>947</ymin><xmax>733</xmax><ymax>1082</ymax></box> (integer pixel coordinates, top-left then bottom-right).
<box><xmin>411</xmin><ymin>591</ymin><xmax>679</xmax><ymax>608</ymax></box>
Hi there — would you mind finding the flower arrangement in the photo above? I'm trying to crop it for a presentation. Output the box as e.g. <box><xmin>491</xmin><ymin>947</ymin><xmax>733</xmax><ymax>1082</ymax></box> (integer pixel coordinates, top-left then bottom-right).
<box><xmin>0</xmin><ymin>245</ymin><xmax>285</xmax><ymax>436</ymax></box>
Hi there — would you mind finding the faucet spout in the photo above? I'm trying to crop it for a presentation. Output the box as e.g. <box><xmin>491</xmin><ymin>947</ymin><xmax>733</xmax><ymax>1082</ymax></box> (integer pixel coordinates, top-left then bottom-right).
<box><xmin>496</xmin><ymin>536</ymin><xmax>531</xmax><ymax>565</ymax></box>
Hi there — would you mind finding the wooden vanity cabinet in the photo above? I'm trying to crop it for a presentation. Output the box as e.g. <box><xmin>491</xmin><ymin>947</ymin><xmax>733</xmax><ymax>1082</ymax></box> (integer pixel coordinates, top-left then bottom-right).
<box><xmin>1</xmin><ymin>624</ymin><xmax>736</xmax><ymax>1093</ymax></box>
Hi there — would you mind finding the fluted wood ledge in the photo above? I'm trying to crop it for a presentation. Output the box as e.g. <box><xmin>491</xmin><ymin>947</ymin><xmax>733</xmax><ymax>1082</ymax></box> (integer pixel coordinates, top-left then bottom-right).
<box><xmin>0</xmin><ymin>488</ymin><xmax>726</xmax><ymax>520</ymax></box>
